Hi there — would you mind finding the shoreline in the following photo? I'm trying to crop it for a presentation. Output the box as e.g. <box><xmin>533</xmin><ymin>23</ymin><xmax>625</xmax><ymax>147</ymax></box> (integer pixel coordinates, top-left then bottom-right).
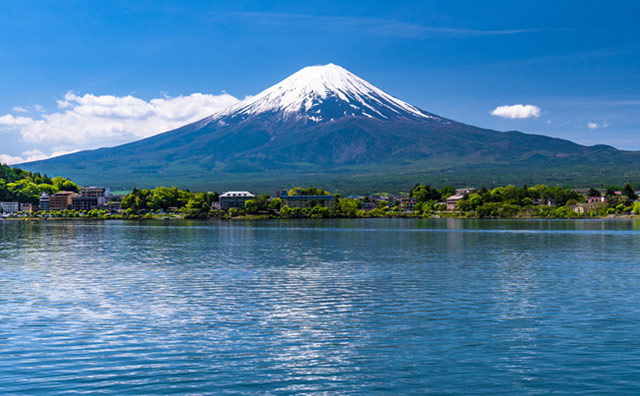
<box><xmin>4</xmin><ymin>214</ymin><xmax>640</xmax><ymax>221</ymax></box>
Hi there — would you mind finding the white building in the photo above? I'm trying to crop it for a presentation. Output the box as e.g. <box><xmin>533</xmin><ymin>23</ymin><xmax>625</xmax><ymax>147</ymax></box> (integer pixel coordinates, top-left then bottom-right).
<box><xmin>219</xmin><ymin>191</ymin><xmax>255</xmax><ymax>211</ymax></box>
<box><xmin>1</xmin><ymin>202</ymin><xmax>20</xmax><ymax>214</ymax></box>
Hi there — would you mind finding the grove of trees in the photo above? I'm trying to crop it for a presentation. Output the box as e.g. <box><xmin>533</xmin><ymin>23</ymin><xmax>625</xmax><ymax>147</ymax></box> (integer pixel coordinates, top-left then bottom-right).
<box><xmin>0</xmin><ymin>164</ymin><xmax>79</xmax><ymax>204</ymax></box>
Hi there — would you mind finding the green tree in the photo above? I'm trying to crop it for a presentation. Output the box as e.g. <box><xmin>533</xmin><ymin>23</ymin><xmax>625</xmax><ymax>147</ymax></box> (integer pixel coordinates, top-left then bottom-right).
<box><xmin>309</xmin><ymin>205</ymin><xmax>331</xmax><ymax>218</ymax></box>
<box><xmin>336</xmin><ymin>198</ymin><xmax>361</xmax><ymax>217</ymax></box>
<box><xmin>121</xmin><ymin>186</ymin><xmax>196</xmax><ymax>212</ymax></box>
<box><xmin>0</xmin><ymin>165</ymin><xmax>76</xmax><ymax>204</ymax></box>
<box><xmin>588</xmin><ymin>187</ymin><xmax>601</xmax><ymax>197</ymax></box>
<box><xmin>244</xmin><ymin>194</ymin><xmax>270</xmax><ymax>214</ymax></box>
<box><xmin>184</xmin><ymin>193</ymin><xmax>210</xmax><ymax>219</ymax></box>
<box><xmin>410</xmin><ymin>184</ymin><xmax>441</xmax><ymax>202</ymax></box>
<box><xmin>268</xmin><ymin>198</ymin><xmax>281</xmax><ymax>211</ymax></box>
<box><xmin>622</xmin><ymin>183</ymin><xmax>638</xmax><ymax>201</ymax></box>
<box><xmin>467</xmin><ymin>193</ymin><xmax>483</xmax><ymax>210</ymax></box>
<box><xmin>439</xmin><ymin>185</ymin><xmax>455</xmax><ymax>198</ymax></box>
<box><xmin>287</xmin><ymin>186</ymin><xmax>330</xmax><ymax>196</ymax></box>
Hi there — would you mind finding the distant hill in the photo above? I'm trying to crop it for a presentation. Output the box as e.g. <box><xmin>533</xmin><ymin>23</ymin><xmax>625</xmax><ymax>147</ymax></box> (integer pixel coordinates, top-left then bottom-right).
<box><xmin>19</xmin><ymin>63</ymin><xmax>640</xmax><ymax>193</ymax></box>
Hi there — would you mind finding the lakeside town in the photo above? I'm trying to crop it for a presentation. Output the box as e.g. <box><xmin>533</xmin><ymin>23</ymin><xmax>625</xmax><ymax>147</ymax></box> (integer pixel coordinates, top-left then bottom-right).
<box><xmin>3</xmin><ymin>160</ymin><xmax>640</xmax><ymax>220</ymax></box>
<box><xmin>3</xmin><ymin>180</ymin><xmax>640</xmax><ymax>220</ymax></box>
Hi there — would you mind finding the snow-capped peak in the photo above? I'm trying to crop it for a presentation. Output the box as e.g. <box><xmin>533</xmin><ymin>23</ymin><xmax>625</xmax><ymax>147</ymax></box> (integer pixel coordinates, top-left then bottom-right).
<box><xmin>211</xmin><ymin>63</ymin><xmax>436</xmax><ymax>123</ymax></box>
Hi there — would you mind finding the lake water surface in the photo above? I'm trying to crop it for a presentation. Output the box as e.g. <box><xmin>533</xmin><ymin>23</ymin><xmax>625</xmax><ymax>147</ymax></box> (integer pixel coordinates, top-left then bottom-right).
<box><xmin>2</xmin><ymin>219</ymin><xmax>640</xmax><ymax>394</ymax></box>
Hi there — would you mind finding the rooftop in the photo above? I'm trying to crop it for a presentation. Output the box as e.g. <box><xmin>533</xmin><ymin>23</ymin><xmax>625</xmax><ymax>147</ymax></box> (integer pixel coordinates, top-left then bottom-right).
<box><xmin>220</xmin><ymin>191</ymin><xmax>255</xmax><ymax>198</ymax></box>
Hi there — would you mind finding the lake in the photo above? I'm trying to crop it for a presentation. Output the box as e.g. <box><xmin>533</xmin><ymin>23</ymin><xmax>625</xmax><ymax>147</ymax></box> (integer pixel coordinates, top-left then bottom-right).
<box><xmin>1</xmin><ymin>219</ymin><xmax>640</xmax><ymax>394</ymax></box>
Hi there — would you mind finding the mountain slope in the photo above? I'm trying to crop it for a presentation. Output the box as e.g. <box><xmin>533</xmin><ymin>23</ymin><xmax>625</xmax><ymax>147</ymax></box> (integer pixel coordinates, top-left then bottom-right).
<box><xmin>19</xmin><ymin>64</ymin><xmax>640</xmax><ymax>192</ymax></box>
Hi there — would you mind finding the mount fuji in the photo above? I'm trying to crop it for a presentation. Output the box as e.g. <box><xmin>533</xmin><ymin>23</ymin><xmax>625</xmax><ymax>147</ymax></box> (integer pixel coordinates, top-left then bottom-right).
<box><xmin>20</xmin><ymin>64</ymin><xmax>639</xmax><ymax>192</ymax></box>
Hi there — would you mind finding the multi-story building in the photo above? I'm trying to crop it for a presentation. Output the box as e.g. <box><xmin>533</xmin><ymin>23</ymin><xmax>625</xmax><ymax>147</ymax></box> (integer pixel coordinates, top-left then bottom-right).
<box><xmin>400</xmin><ymin>197</ymin><xmax>417</xmax><ymax>212</ymax></box>
<box><xmin>1</xmin><ymin>202</ymin><xmax>20</xmax><ymax>214</ymax></box>
<box><xmin>72</xmin><ymin>196</ymin><xmax>100</xmax><ymax>211</ymax></box>
<box><xmin>39</xmin><ymin>192</ymin><xmax>50</xmax><ymax>211</ymax></box>
<box><xmin>280</xmin><ymin>191</ymin><xmax>335</xmax><ymax>210</ymax></box>
<box><xmin>80</xmin><ymin>186</ymin><xmax>108</xmax><ymax>198</ymax></box>
<box><xmin>219</xmin><ymin>191</ymin><xmax>255</xmax><ymax>211</ymax></box>
<box><xmin>19</xmin><ymin>203</ymin><xmax>33</xmax><ymax>212</ymax></box>
<box><xmin>50</xmin><ymin>191</ymin><xmax>79</xmax><ymax>211</ymax></box>
<box><xmin>446</xmin><ymin>194</ymin><xmax>465</xmax><ymax>210</ymax></box>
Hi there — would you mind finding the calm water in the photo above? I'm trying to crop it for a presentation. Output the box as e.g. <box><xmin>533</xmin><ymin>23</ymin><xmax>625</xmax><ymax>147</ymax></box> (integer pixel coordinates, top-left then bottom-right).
<box><xmin>1</xmin><ymin>219</ymin><xmax>640</xmax><ymax>395</ymax></box>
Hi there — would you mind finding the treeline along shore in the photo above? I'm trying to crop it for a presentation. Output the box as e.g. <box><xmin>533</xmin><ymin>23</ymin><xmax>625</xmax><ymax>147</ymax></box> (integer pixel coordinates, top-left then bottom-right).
<box><xmin>2</xmin><ymin>163</ymin><xmax>640</xmax><ymax>220</ymax></box>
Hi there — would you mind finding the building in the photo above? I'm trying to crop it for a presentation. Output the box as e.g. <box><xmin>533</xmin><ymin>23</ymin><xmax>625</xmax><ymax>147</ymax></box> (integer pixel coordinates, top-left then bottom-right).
<box><xmin>72</xmin><ymin>196</ymin><xmax>100</xmax><ymax>211</ymax></box>
<box><xmin>219</xmin><ymin>191</ymin><xmax>255</xmax><ymax>211</ymax></box>
<box><xmin>446</xmin><ymin>194</ymin><xmax>465</xmax><ymax>210</ymax></box>
<box><xmin>280</xmin><ymin>190</ymin><xmax>335</xmax><ymax>210</ymax></box>
<box><xmin>39</xmin><ymin>192</ymin><xmax>50</xmax><ymax>211</ymax></box>
<box><xmin>400</xmin><ymin>197</ymin><xmax>417</xmax><ymax>212</ymax></box>
<box><xmin>1</xmin><ymin>202</ymin><xmax>20</xmax><ymax>214</ymax></box>
<box><xmin>587</xmin><ymin>196</ymin><xmax>606</xmax><ymax>204</ymax></box>
<box><xmin>80</xmin><ymin>186</ymin><xmax>108</xmax><ymax>198</ymax></box>
<box><xmin>50</xmin><ymin>191</ymin><xmax>79</xmax><ymax>211</ymax></box>
<box><xmin>1</xmin><ymin>202</ymin><xmax>32</xmax><ymax>214</ymax></box>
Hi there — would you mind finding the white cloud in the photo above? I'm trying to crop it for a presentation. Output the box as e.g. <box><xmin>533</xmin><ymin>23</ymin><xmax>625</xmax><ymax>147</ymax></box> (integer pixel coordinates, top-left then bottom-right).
<box><xmin>12</xmin><ymin>106</ymin><xmax>28</xmax><ymax>113</ymax></box>
<box><xmin>587</xmin><ymin>121</ymin><xmax>609</xmax><ymax>130</ymax></box>
<box><xmin>0</xmin><ymin>114</ymin><xmax>34</xmax><ymax>125</ymax></box>
<box><xmin>0</xmin><ymin>153</ymin><xmax>26</xmax><ymax>165</ymax></box>
<box><xmin>20</xmin><ymin>149</ymin><xmax>49</xmax><ymax>162</ymax></box>
<box><xmin>0</xmin><ymin>149</ymin><xmax>81</xmax><ymax>165</ymax></box>
<box><xmin>490</xmin><ymin>104</ymin><xmax>541</xmax><ymax>119</ymax></box>
<box><xmin>0</xmin><ymin>91</ymin><xmax>240</xmax><ymax>146</ymax></box>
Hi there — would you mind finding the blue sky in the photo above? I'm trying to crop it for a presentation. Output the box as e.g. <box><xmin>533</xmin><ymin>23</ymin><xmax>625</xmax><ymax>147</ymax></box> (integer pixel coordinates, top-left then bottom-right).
<box><xmin>1</xmin><ymin>0</ymin><xmax>639</xmax><ymax>163</ymax></box>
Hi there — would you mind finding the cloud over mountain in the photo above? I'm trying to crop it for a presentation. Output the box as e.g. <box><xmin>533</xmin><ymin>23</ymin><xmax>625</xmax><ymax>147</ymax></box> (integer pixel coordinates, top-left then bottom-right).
<box><xmin>0</xmin><ymin>92</ymin><xmax>240</xmax><ymax>149</ymax></box>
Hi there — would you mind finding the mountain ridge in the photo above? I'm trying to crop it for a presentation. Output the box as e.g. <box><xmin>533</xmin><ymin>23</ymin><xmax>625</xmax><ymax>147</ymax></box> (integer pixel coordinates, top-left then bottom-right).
<box><xmin>18</xmin><ymin>63</ymin><xmax>640</xmax><ymax>192</ymax></box>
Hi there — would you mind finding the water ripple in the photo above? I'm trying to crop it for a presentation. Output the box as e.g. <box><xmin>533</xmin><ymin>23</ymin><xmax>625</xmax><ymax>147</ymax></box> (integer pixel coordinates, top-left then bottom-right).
<box><xmin>1</xmin><ymin>219</ymin><xmax>640</xmax><ymax>394</ymax></box>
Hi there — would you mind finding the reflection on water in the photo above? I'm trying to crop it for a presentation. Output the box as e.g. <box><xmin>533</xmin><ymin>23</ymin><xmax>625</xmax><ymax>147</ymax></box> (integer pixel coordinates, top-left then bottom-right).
<box><xmin>1</xmin><ymin>219</ymin><xmax>640</xmax><ymax>394</ymax></box>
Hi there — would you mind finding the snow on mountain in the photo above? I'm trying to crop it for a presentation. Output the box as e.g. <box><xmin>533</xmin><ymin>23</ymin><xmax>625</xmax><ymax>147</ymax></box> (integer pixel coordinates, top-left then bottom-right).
<box><xmin>208</xmin><ymin>63</ymin><xmax>439</xmax><ymax>124</ymax></box>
